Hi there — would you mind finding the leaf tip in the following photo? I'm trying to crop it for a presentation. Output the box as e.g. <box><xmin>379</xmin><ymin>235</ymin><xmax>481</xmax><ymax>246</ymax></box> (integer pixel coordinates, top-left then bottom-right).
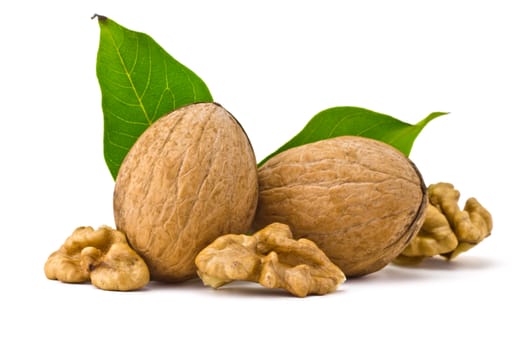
<box><xmin>417</xmin><ymin>111</ymin><xmax>449</xmax><ymax>127</ymax></box>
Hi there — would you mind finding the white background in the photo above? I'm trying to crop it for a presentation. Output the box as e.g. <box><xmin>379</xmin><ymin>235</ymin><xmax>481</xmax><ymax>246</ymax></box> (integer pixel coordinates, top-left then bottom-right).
<box><xmin>1</xmin><ymin>0</ymin><xmax>523</xmax><ymax>349</ymax></box>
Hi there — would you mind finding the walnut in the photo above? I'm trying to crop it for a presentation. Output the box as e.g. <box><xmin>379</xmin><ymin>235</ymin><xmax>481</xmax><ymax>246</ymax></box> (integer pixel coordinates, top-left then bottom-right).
<box><xmin>114</xmin><ymin>102</ymin><xmax>258</xmax><ymax>282</ymax></box>
<box><xmin>254</xmin><ymin>136</ymin><xmax>427</xmax><ymax>277</ymax></box>
<box><xmin>44</xmin><ymin>226</ymin><xmax>150</xmax><ymax>291</ymax></box>
<box><xmin>195</xmin><ymin>223</ymin><xmax>346</xmax><ymax>297</ymax></box>
<box><xmin>395</xmin><ymin>182</ymin><xmax>492</xmax><ymax>264</ymax></box>
<box><xmin>394</xmin><ymin>204</ymin><xmax>458</xmax><ymax>264</ymax></box>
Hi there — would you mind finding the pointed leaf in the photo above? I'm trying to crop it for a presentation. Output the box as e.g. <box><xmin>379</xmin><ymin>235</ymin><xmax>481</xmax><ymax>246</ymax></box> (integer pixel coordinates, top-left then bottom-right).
<box><xmin>95</xmin><ymin>15</ymin><xmax>213</xmax><ymax>179</ymax></box>
<box><xmin>259</xmin><ymin>107</ymin><xmax>447</xmax><ymax>166</ymax></box>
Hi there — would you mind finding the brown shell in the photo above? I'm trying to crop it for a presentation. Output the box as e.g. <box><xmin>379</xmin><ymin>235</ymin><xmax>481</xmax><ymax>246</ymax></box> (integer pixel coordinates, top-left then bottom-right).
<box><xmin>254</xmin><ymin>136</ymin><xmax>427</xmax><ymax>277</ymax></box>
<box><xmin>114</xmin><ymin>103</ymin><xmax>258</xmax><ymax>282</ymax></box>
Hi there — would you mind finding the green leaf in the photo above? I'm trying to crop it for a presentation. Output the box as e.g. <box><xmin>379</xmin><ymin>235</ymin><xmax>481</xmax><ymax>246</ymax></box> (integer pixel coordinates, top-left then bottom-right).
<box><xmin>95</xmin><ymin>15</ymin><xmax>213</xmax><ymax>179</ymax></box>
<box><xmin>258</xmin><ymin>107</ymin><xmax>447</xmax><ymax>166</ymax></box>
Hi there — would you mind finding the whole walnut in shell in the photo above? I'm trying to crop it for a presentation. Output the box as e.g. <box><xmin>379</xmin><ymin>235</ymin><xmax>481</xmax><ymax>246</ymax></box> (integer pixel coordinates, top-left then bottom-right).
<box><xmin>114</xmin><ymin>102</ymin><xmax>258</xmax><ymax>282</ymax></box>
<box><xmin>254</xmin><ymin>136</ymin><xmax>427</xmax><ymax>277</ymax></box>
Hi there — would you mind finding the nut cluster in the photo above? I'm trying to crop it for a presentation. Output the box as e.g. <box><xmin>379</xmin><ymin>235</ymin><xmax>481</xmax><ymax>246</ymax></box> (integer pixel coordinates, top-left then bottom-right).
<box><xmin>44</xmin><ymin>102</ymin><xmax>493</xmax><ymax>297</ymax></box>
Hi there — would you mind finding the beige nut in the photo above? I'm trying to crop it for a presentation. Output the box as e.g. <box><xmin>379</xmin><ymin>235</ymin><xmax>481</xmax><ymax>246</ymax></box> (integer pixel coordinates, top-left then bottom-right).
<box><xmin>44</xmin><ymin>226</ymin><xmax>150</xmax><ymax>291</ymax></box>
<box><xmin>195</xmin><ymin>223</ymin><xmax>346</xmax><ymax>297</ymax></box>
<box><xmin>394</xmin><ymin>204</ymin><xmax>458</xmax><ymax>265</ymax></box>
<box><xmin>114</xmin><ymin>102</ymin><xmax>258</xmax><ymax>282</ymax></box>
<box><xmin>254</xmin><ymin>136</ymin><xmax>427</xmax><ymax>277</ymax></box>
<box><xmin>396</xmin><ymin>182</ymin><xmax>492</xmax><ymax>263</ymax></box>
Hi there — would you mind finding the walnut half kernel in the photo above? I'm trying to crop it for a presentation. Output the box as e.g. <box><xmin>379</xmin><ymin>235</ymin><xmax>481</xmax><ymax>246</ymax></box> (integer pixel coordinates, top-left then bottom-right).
<box><xmin>44</xmin><ymin>226</ymin><xmax>150</xmax><ymax>291</ymax></box>
<box><xmin>195</xmin><ymin>223</ymin><xmax>346</xmax><ymax>297</ymax></box>
<box><xmin>395</xmin><ymin>182</ymin><xmax>493</xmax><ymax>264</ymax></box>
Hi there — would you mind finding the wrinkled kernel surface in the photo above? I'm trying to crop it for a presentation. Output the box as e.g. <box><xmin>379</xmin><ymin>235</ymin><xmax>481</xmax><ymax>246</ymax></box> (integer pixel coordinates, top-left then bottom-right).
<box><xmin>195</xmin><ymin>223</ymin><xmax>346</xmax><ymax>297</ymax></box>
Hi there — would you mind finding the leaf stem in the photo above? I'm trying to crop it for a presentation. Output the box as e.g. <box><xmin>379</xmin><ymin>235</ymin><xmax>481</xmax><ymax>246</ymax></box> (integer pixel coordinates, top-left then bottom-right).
<box><xmin>91</xmin><ymin>14</ymin><xmax>107</xmax><ymax>21</ymax></box>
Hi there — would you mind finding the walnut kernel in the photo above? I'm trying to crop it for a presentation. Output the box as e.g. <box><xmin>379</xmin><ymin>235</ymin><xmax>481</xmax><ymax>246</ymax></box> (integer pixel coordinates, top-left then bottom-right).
<box><xmin>195</xmin><ymin>223</ymin><xmax>346</xmax><ymax>297</ymax></box>
<box><xmin>44</xmin><ymin>226</ymin><xmax>150</xmax><ymax>291</ymax></box>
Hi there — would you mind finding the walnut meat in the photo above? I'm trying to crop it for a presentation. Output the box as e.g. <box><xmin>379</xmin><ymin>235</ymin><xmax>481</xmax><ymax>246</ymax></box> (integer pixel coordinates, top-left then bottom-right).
<box><xmin>44</xmin><ymin>226</ymin><xmax>150</xmax><ymax>291</ymax></box>
<box><xmin>195</xmin><ymin>223</ymin><xmax>346</xmax><ymax>297</ymax></box>
<box><xmin>254</xmin><ymin>136</ymin><xmax>427</xmax><ymax>277</ymax></box>
<box><xmin>396</xmin><ymin>182</ymin><xmax>492</xmax><ymax>264</ymax></box>
<box><xmin>114</xmin><ymin>103</ymin><xmax>258</xmax><ymax>282</ymax></box>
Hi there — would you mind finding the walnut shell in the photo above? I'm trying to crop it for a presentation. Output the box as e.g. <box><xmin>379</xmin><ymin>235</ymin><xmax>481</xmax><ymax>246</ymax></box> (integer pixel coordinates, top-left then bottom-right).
<box><xmin>254</xmin><ymin>136</ymin><xmax>427</xmax><ymax>277</ymax></box>
<box><xmin>114</xmin><ymin>102</ymin><xmax>258</xmax><ymax>282</ymax></box>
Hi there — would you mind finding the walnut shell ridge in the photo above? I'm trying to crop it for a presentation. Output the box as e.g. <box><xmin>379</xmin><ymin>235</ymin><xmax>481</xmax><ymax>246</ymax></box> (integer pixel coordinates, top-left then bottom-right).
<box><xmin>114</xmin><ymin>102</ymin><xmax>258</xmax><ymax>282</ymax></box>
<box><xmin>254</xmin><ymin>136</ymin><xmax>427</xmax><ymax>277</ymax></box>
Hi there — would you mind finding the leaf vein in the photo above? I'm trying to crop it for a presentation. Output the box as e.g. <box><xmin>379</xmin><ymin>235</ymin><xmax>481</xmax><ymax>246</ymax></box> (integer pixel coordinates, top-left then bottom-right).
<box><xmin>108</xmin><ymin>28</ymin><xmax>152</xmax><ymax>125</ymax></box>
<box><xmin>108</xmin><ymin>110</ymin><xmax>150</xmax><ymax>126</ymax></box>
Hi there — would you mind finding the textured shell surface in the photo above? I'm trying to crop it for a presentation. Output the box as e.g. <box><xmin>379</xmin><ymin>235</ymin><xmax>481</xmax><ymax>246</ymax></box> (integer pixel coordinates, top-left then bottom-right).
<box><xmin>255</xmin><ymin>136</ymin><xmax>427</xmax><ymax>277</ymax></box>
<box><xmin>114</xmin><ymin>103</ymin><xmax>258</xmax><ymax>282</ymax></box>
